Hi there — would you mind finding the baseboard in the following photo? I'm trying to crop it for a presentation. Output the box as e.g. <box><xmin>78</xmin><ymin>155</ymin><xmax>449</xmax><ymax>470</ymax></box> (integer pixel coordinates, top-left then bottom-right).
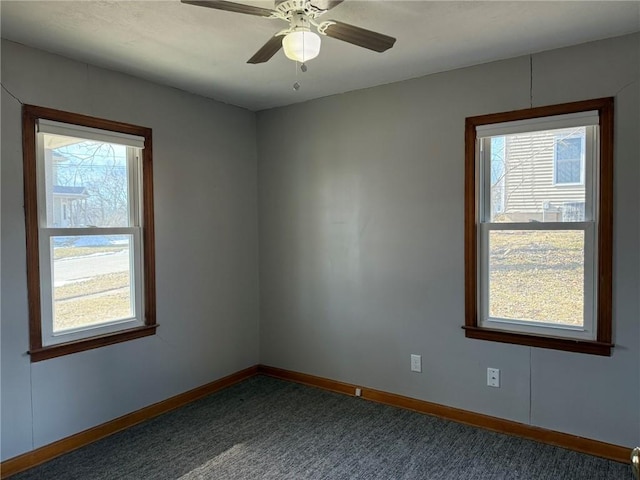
<box><xmin>0</xmin><ymin>365</ymin><xmax>258</xmax><ymax>479</ymax></box>
<box><xmin>2</xmin><ymin>363</ymin><xmax>631</xmax><ymax>478</ymax></box>
<box><xmin>258</xmin><ymin>365</ymin><xmax>632</xmax><ymax>464</ymax></box>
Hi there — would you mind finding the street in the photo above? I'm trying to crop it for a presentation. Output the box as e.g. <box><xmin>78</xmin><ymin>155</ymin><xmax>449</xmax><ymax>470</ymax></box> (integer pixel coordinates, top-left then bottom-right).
<box><xmin>53</xmin><ymin>250</ymin><xmax>130</xmax><ymax>286</ymax></box>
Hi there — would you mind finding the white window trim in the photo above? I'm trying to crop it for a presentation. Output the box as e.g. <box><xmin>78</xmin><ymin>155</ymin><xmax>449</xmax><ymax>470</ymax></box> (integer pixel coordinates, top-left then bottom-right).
<box><xmin>35</xmin><ymin>127</ymin><xmax>146</xmax><ymax>347</ymax></box>
<box><xmin>477</xmin><ymin>222</ymin><xmax>597</xmax><ymax>341</ymax></box>
<box><xmin>38</xmin><ymin>118</ymin><xmax>145</xmax><ymax>149</ymax></box>
<box><xmin>476</xmin><ymin>119</ymin><xmax>600</xmax><ymax>341</ymax></box>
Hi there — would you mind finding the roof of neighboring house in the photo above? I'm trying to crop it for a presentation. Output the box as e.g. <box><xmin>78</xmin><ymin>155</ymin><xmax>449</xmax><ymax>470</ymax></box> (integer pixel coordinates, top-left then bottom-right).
<box><xmin>53</xmin><ymin>185</ymin><xmax>88</xmax><ymax>197</ymax></box>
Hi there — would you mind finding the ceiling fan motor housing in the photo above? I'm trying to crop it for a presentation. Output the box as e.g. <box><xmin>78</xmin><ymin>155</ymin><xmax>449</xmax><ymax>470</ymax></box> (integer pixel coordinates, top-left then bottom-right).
<box><xmin>290</xmin><ymin>11</ymin><xmax>312</xmax><ymax>31</ymax></box>
<box><xmin>275</xmin><ymin>0</ymin><xmax>318</xmax><ymax>17</ymax></box>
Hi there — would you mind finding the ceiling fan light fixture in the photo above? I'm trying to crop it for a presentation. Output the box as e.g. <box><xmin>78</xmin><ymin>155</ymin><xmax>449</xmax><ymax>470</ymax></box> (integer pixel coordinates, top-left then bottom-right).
<box><xmin>282</xmin><ymin>30</ymin><xmax>321</xmax><ymax>62</ymax></box>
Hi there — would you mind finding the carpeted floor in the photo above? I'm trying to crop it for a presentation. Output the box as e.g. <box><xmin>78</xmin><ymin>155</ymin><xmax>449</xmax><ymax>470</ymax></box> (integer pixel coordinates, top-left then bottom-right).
<box><xmin>11</xmin><ymin>376</ymin><xmax>631</xmax><ymax>479</ymax></box>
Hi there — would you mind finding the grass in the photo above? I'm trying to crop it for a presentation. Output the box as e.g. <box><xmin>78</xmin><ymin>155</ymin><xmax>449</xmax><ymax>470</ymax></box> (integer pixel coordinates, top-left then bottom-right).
<box><xmin>489</xmin><ymin>230</ymin><xmax>584</xmax><ymax>325</ymax></box>
<box><xmin>54</xmin><ymin>291</ymin><xmax>132</xmax><ymax>331</ymax></box>
<box><xmin>55</xmin><ymin>272</ymin><xmax>130</xmax><ymax>300</ymax></box>
<box><xmin>53</xmin><ymin>271</ymin><xmax>132</xmax><ymax>331</ymax></box>
<box><xmin>52</xmin><ymin>246</ymin><xmax>132</xmax><ymax>330</ymax></box>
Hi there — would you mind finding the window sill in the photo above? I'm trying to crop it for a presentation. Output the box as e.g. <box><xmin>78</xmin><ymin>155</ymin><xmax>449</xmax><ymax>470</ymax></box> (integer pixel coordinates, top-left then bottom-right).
<box><xmin>462</xmin><ymin>325</ymin><xmax>613</xmax><ymax>356</ymax></box>
<box><xmin>28</xmin><ymin>325</ymin><xmax>158</xmax><ymax>362</ymax></box>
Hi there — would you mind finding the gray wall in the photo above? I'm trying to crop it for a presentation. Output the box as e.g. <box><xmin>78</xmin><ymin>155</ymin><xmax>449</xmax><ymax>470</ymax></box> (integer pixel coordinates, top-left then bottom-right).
<box><xmin>257</xmin><ymin>33</ymin><xmax>640</xmax><ymax>448</ymax></box>
<box><xmin>2</xmin><ymin>32</ymin><xmax>638</xmax><ymax>462</ymax></box>
<box><xmin>1</xmin><ymin>40</ymin><xmax>260</xmax><ymax>461</ymax></box>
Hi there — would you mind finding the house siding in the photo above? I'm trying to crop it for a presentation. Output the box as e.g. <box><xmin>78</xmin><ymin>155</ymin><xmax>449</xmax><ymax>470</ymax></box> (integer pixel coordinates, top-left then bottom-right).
<box><xmin>499</xmin><ymin>128</ymin><xmax>586</xmax><ymax>222</ymax></box>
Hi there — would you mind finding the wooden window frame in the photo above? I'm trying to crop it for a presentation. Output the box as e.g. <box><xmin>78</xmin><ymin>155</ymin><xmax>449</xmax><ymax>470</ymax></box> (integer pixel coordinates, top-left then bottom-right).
<box><xmin>463</xmin><ymin>98</ymin><xmax>614</xmax><ymax>356</ymax></box>
<box><xmin>23</xmin><ymin>105</ymin><xmax>157</xmax><ymax>362</ymax></box>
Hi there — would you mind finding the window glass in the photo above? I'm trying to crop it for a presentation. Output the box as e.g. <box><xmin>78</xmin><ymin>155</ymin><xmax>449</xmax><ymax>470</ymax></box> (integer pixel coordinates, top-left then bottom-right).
<box><xmin>555</xmin><ymin>134</ymin><xmax>583</xmax><ymax>184</ymax></box>
<box><xmin>51</xmin><ymin>235</ymin><xmax>135</xmax><ymax>333</ymax></box>
<box><xmin>490</xmin><ymin>136</ymin><xmax>505</xmax><ymax>216</ymax></box>
<box><xmin>488</xmin><ymin>230</ymin><xmax>584</xmax><ymax>327</ymax></box>
<box><xmin>488</xmin><ymin>127</ymin><xmax>588</xmax><ymax>223</ymax></box>
<box><xmin>43</xmin><ymin>135</ymin><xmax>131</xmax><ymax>228</ymax></box>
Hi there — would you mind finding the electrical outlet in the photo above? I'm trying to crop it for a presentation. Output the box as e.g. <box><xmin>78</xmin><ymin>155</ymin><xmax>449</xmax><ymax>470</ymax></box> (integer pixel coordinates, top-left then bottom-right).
<box><xmin>355</xmin><ymin>388</ymin><xmax>362</xmax><ymax>397</ymax></box>
<box><xmin>411</xmin><ymin>354</ymin><xmax>422</xmax><ymax>373</ymax></box>
<box><xmin>487</xmin><ymin>367</ymin><xmax>500</xmax><ymax>387</ymax></box>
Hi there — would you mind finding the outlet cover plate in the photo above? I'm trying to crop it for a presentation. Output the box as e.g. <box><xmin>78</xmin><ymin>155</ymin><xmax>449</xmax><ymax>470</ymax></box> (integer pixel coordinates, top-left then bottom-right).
<box><xmin>411</xmin><ymin>354</ymin><xmax>422</xmax><ymax>373</ymax></box>
<box><xmin>487</xmin><ymin>367</ymin><xmax>500</xmax><ymax>387</ymax></box>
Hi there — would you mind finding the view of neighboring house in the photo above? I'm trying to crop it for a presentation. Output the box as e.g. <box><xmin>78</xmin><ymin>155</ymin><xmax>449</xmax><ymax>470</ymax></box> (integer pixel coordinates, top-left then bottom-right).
<box><xmin>46</xmin><ymin>150</ymin><xmax>89</xmax><ymax>228</ymax></box>
<box><xmin>491</xmin><ymin>127</ymin><xmax>587</xmax><ymax>222</ymax></box>
<box><xmin>44</xmin><ymin>142</ymin><xmax>127</xmax><ymax>229</ymax></box>
<box><xmin>51</xmin><ymin>185</ymin><xmax>88</xmax><ymax>227</ymax></box>
<box><xmin>44</xmin><ymin>146</ymin><xmax>90</xmax><ymax>228</ymax></box>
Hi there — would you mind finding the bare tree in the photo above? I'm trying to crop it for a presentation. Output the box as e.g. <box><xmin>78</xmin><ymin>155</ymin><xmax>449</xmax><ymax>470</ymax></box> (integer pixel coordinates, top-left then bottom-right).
<box><xmin>53</xmin><ymin>141</ymin><xmax>129</xmax><ymax>227</ymax></box>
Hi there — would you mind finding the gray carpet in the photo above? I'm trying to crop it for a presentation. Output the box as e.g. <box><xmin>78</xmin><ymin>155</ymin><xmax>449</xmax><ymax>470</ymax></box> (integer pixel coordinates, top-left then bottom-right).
<box><xmin>11</xmin><ymin>376</ymin><xmax>631</xmax><ymax>479</ymax></box>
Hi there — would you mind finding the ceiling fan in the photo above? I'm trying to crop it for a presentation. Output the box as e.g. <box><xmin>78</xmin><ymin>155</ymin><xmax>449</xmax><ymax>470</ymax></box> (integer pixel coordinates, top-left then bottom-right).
<box><xmin>181</xmin><ymin>0</ymin><xmax>396</xmax><ymax>64</ymax></box>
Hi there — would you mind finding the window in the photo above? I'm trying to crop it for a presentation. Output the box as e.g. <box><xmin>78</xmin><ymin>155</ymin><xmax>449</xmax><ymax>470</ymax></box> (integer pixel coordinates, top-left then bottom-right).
<box><xmin>23</xmin><ymin>105</ymin><xmax>156</xmax><ymax>362</ymax></box>
<box><xmin>464</xmin><ymin>98</ymin><xmax>613</xmax><ymax>355</ymax></box>
<box><xmin>554</xmin><ymin>131</ymin><xmax>585</xmax><ymax>185</ymax></box>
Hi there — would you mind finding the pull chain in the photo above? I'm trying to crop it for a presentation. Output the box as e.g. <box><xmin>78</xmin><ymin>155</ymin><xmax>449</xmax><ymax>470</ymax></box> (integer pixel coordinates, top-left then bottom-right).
<box><xmin>293</xmin><ymin>59</ymin><xmax>300</xmax><ymax>91</ymax></box>
<box><xmin>292</xmin><ymin>32</ymin><xmax>308</xmax><ymax>91</ymax></box>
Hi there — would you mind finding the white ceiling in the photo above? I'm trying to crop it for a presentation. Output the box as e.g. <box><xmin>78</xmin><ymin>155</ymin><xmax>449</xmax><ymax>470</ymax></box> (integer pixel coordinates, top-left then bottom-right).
<box><xmin>2</xmin><ymin>1</ymin><xmax>639</xmax><ymax>111</ymax></box>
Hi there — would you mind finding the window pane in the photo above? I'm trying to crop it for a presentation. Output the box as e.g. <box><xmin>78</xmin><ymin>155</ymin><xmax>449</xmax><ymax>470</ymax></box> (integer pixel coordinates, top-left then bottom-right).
<box><xmin>488</xmin><ymin>230</ymin><xmax>584</xmax><ymax>327</ymax></box>
<box><xmin>43</xmin><ymin>134</ymin><xmax>131</xmax><ymax>228</ymax></box>
<box><xmin>490</xmin><ymin>137</ymin><xmax>506</xmax><ymax>217</ymax></box>
<box><xmin>555</xmin><ymin>136</ymin><xmax>582</xmax><ymax>184</ymax></box>
<box><xmin>52</xmin><ymin>235</ymin><xmax>134</xmax><ymax>332</ymax></box>
<box><xmin>488</xmin><ymin>127</ymin><xmax>587</xmax><ymax>223</ymax></box>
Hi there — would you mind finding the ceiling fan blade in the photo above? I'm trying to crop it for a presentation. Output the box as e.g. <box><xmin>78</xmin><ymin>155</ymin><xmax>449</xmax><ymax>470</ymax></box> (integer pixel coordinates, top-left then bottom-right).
<box><xmin>322</xmin><ymin>20</ymin><xmax>396</xmax><ymax>52</ymax></box>
<box><xmin>247</xmin><ymin>35</ymin><xmax>283</xmax><ymax>64</ymax></box>
<box><xmin>181</xmin><ymin>0</ymin><xmax>274</xmax><ymax>17</ymax></box>
<box><xmin>310</xmin><ymin>0</ymin><xmax>344</xmax><ymax>11</ymax></box>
